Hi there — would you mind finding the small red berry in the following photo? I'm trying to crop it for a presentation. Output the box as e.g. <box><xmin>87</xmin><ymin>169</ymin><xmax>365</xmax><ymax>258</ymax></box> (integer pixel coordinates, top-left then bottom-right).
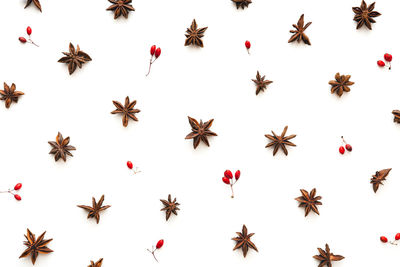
<box><xmin>19</xmin><ymin>37</ymin><xmax>27</xmax><ymax>43</ymax></box>
<box><xmin>127</xmin><ymin>161</ymin><xmax>133</xmax><ymax>169</ymax></box>
<box><xmin>222</xmin><ymin>177</ymin><xmax>230</xmax><ymax>185</ymax></box>
<box><xmin>150</xmin><ymin>45</ymin><xmax>156</xmax><ymax>56</ymax></box>
<box><xmin>380</xmin><ymin>236</ymin><xmax>388</xmax><ymax>243</ymax></box>
<box><xmin>345</xmin><ymin>144</ymin><xmax>352</xmax><ymax>151</ymax></box>
<box><xmin>395</xmin><ymin>233</ymin><xmax>400</xmax><ymax>240</ymax></box>
<box><xmin>235</xmin><ymin>170</ymin><xmax>241</xmax><ymax>180</ymax></box>
<box><xmin>27</xmin><ymin>26</ymin><xmax>32</xmax><ymax>35</ymax></box>
<box><xmin>245</xmin><ymin>40</ymin><xmax>251</xmax><ymax>49</ymax></box>
<box><xmin>339</xmin><ymin>146</ymin><xmax>345</xmax><ymax>154</ymax></box>
<box><xmin>377</xmin><ymin>60</ymin><xmax>385</xmax><ymax>67</ymax></box>
<box><xmin>156</xmin><ymin>239</ymin><xmax>164</xmax><ymax>249</ymax></box>
<box><xmin>384</xmin><ymin>53</ymin><xmax>392</xmax><ymax>62</ymax></box>
<box><xmin>155</xmin><ymin>48</ymin><xmax>161</xmax><ymax>58</ymax></box>
<box><xmin>224</xmin><ymin>170</ymin><xmax>233</xmax><ymax>179</ymax></box>
<box><xmin>14</xmin><ymin>183</ymin><xmax>22</xmax><ymax>190</ymax></box>
<box><xmin>14</xmin><ymin>194</ymin><xmax>22</xmax><ymax>201</ymax></box>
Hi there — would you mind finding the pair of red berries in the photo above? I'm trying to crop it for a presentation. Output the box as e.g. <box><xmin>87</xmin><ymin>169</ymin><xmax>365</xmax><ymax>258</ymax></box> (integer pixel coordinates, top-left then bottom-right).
<box><xmin>377</xmin><ymin>53</ymin><xmax>392</xmax><ymax>70</ymax></box>
<box><xmin>339</xmin><ymin>136</ymin><xmax>352</xmax><ymax>155</ymax></box>
<box><xmin>19</xmin><ymin>26</ymin><xmax>39</xmax><ymax>47</ymax></box>
<box><xmin>146</xmin><ymin>45</ymin><xmax>162</xmax><ymax>76</ymax></box>
<box><xmin>222</xmin><ymin>170</ymin><xmax>241</xmax><ymax>198</ymax></box>
<box><xmin>0</xmin><ymin>183</ymin><xmax>22</xmax><ymax>200</ymax></box>
<box><xmin>147</xmin><ymin>239</ymin><xmax>164</xmax><ymax>262</ymax></box>
<box><xmin>245</xmin><ymin>40</ymin><xmax>251</xmax><ymax>54</ymax></box>
<box><xmin>380</xmin><ymin>233</ymin><xmax>400</xmax><ymax>245</ymax></box>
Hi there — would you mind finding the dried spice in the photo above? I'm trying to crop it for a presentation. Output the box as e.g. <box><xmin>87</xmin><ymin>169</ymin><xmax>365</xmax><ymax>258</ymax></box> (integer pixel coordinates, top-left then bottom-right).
<box><xmin>295</xmin><ymin>188</ymin><xmax>322</xmax><ymax>216</ymax></box>
<box><xmin>252</xmin><ymin>71</ymin><xmax>273</xmax><ymax>95</ymax></box>
<box><xmin>265</xmin><ymin>126</ymin><xmax>296</xmax><ymax>156</ymax></box>
<box><xmin>0</xmin><ymin>82</ymin><xmax>24</xmax><ymax>108</ymax></box>
<box><xmin>232</xmin><ymin>225</ymin><xmax>258</xmax><ymax>258</ymax></box>
<box><xmin>88</xmin><ymin>258</ymin><xmax>103</xmax><ymax>267</ymax></box>
<box><xmin>111</xmin><ymin>96</ymin><xmax>141</xmax><ymax>127</ymax></box>
<box><xmin>313</xmin><ymin>244</ymin><xmax>344</xmax><ymax>267</ymax></box>
<box><xmin>288</xmin><ymin>14</ymin><xmax>312</xmax><ymax>45</ymax></box>
<box><xmin>77</xmin><ymin>195</ymin><xmax>111</xmax><ymax>224</ymax></box>
<box><xmin>48</xmin><ymin>132</ymin><xmax>76</xmax><ymax>162</ymax></box>
<box><xmin>24</xmin><ymin>0</ymin><xmax>42</xmax><ymax>12</ymax></box>
<box><xmin>160</xmin><ymin>194</ymin><xmax>180</xmax><ymax>221</ymax></box>
<box><xmin>232</xmin><ymin>0</ymin><xmax>252</xmax><ymax>9</ymax></box>
<box><xmin>185</xmin><ymin>116</ymin><xmax>217</xmax><ymax>149</ymax></box>
<box><xmin>185</xmin><ymin>19</ymin><xmax>208</xmax><ymax>47</ymax></box>
<box><xmin>19</xmin><ymin>229</ymin><xmax>53</xmax><ymax>265</ymax></box>
<box><xmin>370</xmin><ymin>168</ymin><xmax>391</xmax><ymax>193</ymax></box>
<box><xmin>106</xmin><ymin>0</ymin><xmax>135</xmax><ymax>19</ymax></box>
<box><xmin>328</xmin><ymin>73</ymin><xmax>354</xmax><ymax>97</ymax></box>
<box><xmin>392</xmin><ymin>110</ymin><xmax>400</xmax><ymax>123</ymax></box>
<box><xmin>58</xmin><ymin>43</ymin><xmax>92</xmax><ymax>75</ymax></box>
<box><xmin>352</xmin><ymin>0</ymin><xmax>381</xmax><ymax>30</ymax></box>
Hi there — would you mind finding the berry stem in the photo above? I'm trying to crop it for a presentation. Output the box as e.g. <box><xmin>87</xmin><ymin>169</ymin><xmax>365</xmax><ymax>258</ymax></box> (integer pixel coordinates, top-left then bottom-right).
<box><xmin>28</xmin><ymin>38</ymin><xmax>39</xmax><ymax>47</ymax></box>
<box><xmin>247</xmin><ymin>49</ymin><xmax>250</xmax><ymax>55</ymax></box>
<box><xmin>341</xmin><ymin>136</ymin><xmax>347</xmax><ymax>144</ymax></box>
<box><xmin>147</xmin><ymin>247</ymin><xmax>159</xmax><ymax>262</ymax></box>
<box><xmin>146</xmin><ymin>57</ymin><xmax>158</xmax><ymax>76</ymax></box>
<box><xmin>230</xmin><ymin>184</ymin><xmax>234</xmax><ymax>198</ymax></box>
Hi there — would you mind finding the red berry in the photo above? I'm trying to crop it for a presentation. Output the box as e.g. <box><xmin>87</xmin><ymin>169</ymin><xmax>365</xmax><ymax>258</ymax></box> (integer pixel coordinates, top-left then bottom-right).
<box><xmin>235</xmin><ymin>170</ymin><xmax>241</xmax><ymax>180</ymax></box>
<box><xmin>224</xmin><ymin>170</ymin><xmax>233</xmax><ymax>179</ymax></box>
<box><xmin>14</xmin><ymin>183</ymin><xmax>22</xmax><ymax>190</ymax></box>
<box><xmin>380</xmin><ymin>236</ymin><xmax>388</xmax><ymax>243</ymax></box>
<box><xmin>19</xmin><ymin>37</ymin><xmax>27</xmax><ymax>43</ymax></box>
<box><xmin>377</xmin><ymin>60</ymin><xmax>385</xmax><ymax>67</ymax></box>
<box><xmin>150</xmin><ymin>45</ymin><xmax>156</xmax><ymax>56</ymax></box>
<box><xmin>245</xmin><ymin>40</ymin><xmax>251</xmax><ymax>49</ymax></box>
<box><xmin>127</xmin><ymin>161</ymin><xmax>133</xmax><ymax>169</ymax></box>
<box><xmin>27</xmin><ymin>26</ymin><xmax>32</xmax><ymax>35</ymax></box>
<box><xmin>156</xmin><ymin>239</ymin><xmax>164</xmax><ymax>249</ymax></box>
<box><xmin>222</xmin><ymin>177</ymin><xmax>230</xmax><ymax>185</ymax></box>
<box><xmin>155</xmin><ymin>48</ymin><xmax>161</xmax><ymax>58</ymax></box>
<box><xmin>384</xmin><ymin>53</ymin><xmax>392</xmax><ymax>62</ymax></box>
<box><xmin>14</xmin><ymin>194</ymin><xmax>21</xmax><ymax>201</ymax></box>
<box><xmin>339</xmin><ymin>146</ymin><xmax>345</xmax><ymax>154</ymax></box>
<box><xmin>395</xmin><ymin>233</ymin><xmax>400</xmax><ymax>240</ymax></box>
<box><xmin>345</xmin><ymin>144</ymin><xmax>352</xmax><ymax>151</ymax></box>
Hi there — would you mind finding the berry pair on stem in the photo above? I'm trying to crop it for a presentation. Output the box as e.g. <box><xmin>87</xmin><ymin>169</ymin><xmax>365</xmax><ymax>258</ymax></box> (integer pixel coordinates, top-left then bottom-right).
<box><xmin>126</xmin><ymin>161</ymin><xmax>141</xmax><ymax>174</ymax></box>
<box><xmin>377</xmin><ymin>53</ymin><xmax>392</xmax><ymax>70</ymax></box>
<box><xmin>19</xmin><ymin>26</ymin><xmax>39</xmax><ymax>47</ymax></box>
<box><xmin>146</xmin><ymin>45</ymin><xmax>161</xmax><ymax>76</ymax></box>
<box><xmin>339</xmin><ymin>136</ymin><xmax>352</xmax><ymax>155</ymax></box>
<box><xmin>380</xmin><ymin>233</ymin><xmax>400</xmax><ymax>245</ymax></box>
<box><xmin>147</xmin><ymin>239</ymin><xmax>164</xmax><ymax>262</ymax></box>
<box><xmin>222</xmin><ymin>170</ymin><xmax>241</xmax><ymax>198</ymax></box>
<box><xmin>0</xmin><ymin>183</ymin><xmax>22</xmax><ymax>200</ymax></box>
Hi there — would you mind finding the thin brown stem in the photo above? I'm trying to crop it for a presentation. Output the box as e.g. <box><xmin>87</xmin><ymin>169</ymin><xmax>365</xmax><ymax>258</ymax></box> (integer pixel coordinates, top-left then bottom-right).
<box><xmin>28</xmin><ymin>38</ymin><xmax>39</xmax><ymax>47</ymax></box>
<box><xmin>147</xmin><ymin>247</ymin><xmax>159</xmax><ymax>262</ymax></box>
<box><xmin>247</xmin><ymin>49</ymin><xmax>250</xmax><ymax>55</ymax></box>
<box><xmin>230</xmin><ymin>185</ymin><xmax>234</xmax><ymax>198</ymax></box>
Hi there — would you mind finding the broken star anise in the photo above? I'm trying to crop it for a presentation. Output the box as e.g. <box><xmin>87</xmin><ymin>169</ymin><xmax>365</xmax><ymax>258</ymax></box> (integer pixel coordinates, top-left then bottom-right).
<box><xmin>265</xmin><ymin>126</ymin><xmax>296</xmax><ymax>156</ymax></box>
<box><xmin>232</xmin><ymin>224</ymin><xmax>258</xmax><ymax>258</ymax></box>
<box><xmin>78</xmin><ymin>195</ymin><xmax>111</xmax><ymax>224</ymax></box>
<box><xmin>185</xmin><ymin>116</ymin><xmax>217</xmax><ymax>149</ymax></box>
<box><xmin>111</xmin><ymin>96</ymin><xmax>141</xmax><ymax>127</ymax></box>
<box><xmin>0</xmin><ymin>82</ymin><xmax>24</xmax><ymax>108</ymax></box>
<box><xmin>160</xmin><ymin>194</ymin><xmax>180</xmax><ymax>221</ymax></box>
<box><xmin>329</xmin><ymin>73</ymin><xmax>354</xmax><ymax>97</ymax></box>
<box><xmin>252</xmin><ymin>71</ymin><xmax>273</xmax><ymax>95</ymax></box>
<box><xmin>371</xmin><ymin>168</ymin><xmax>391</xmax><ymax>193</ymax></box>
<box><xmin>48</xmin><ymin>132</ymin><xmax>76</xmax><ymax>162</ymax></box>
<box><xmin>58</xmin><ymin>43</ymin><xmax>92</xmax><ymax>75</ymax></box>
<box><xmin>392</xmin><ymin>110</ymin><xmax>400</xmax><ymax>123</ymax></box>
<box><xmin>352</xmin><ymin>0</ymin><xmax>381</xmax><ymax>30</ymax></box>
<box><xmin>295</xmin><ymin>188</ymin><xmax>322</xmax><ymax>216</ymax></box>
<box><xmin>288</xmin><ymin>14</ymin><xmax>312</xmax><ymax>45</ymax></box>
<box><xmin>106</xmin><ymin>0</ymin><xmax>135</xmax><ymax>19</ymax></box>
<box><xmin>232</xmin><ymin>0</ymin><xmax>252</xmax><ymax>9</ymax></box>
<box><xmin>24</xmin><ymin>0</ymin><xmax>42</xmax><ymax>12</ymax></box>
<box><xmin>19</xmin><ymin>229</ymin><xmax>53</xmax><ymax>265</ymax></box>
<box><xmin>313</xmin><ymin>244</ymin><xmax>344</xmax><ymax>267</ymax></box>
<box><xmin>185</xmin><ymin>19</ymin><xmax>208</xmax><ymax>47</ymax></box>
<box><xmin>88</xmin><ymin>258</ymin><xmax>103</xmax><ymax>267</ymax></box>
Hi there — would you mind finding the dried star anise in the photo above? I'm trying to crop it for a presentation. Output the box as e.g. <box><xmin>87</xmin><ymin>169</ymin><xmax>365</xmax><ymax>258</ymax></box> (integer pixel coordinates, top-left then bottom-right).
<box><xmin>232</xmin><ymin>225</ymin><xmax>258</xmax><ymax>258</ymax></box>
<box><xmin>48</xmin><ymin>132</ymin><xmax>76</xmax><ymax>162</ymax></box>
<box><xmin>392</xmin><ymin>110</ymin><xmax>400</xmax><ymax>123</ymax></box>
<box><xmin>252</xmin><ymin>71</ymin><xmax>273</xmax><ymax>95</ymax></box>
<box><xmin>371</xmin><ymin>168</ymin><xmax>391</xmax><ymax>193</ymax></box>
<box><xmin>24</xmin><ymin>0</ymin><xmax>42</xmax><ymax>12</ymax></box>
<box><xmin>295</xmin><ymin>188</ymin><xmax>322</xmax><ymax>216</ymax></box>
<box><xmin>232</xmin><ymin>0</ymin><xmax>252</xmax><ymax>9</ymax></box>
<box><xmin>88</xmin><ymin>258</ymin><xmax>103</xmax><ymax>267</ymax></box>
<box><xmin>58</xmin><ymin>43</ymin><xmax>92</xmax><ymax>75</ymax></box>
<box><xmin>0</xmin><ymin>82</ymin><xmax>24</xmax><ymax>108</ymax></box>
<box><xmin>329</xmin><ymin>73</ymin><xmax>354</xmax><ymax>97</ymax></box>
<box><xmin>78</xmin><ymin>195</ymin><xmax>111</xmax><ymax>224</ymax></box>
<box><xmin>313</xmin><ymin>244</ymin><xmax>344</xmax><ymax>267</ymax></box>
<box><xmin>106</xmin><ymin>0</ymin><xmax>135</xmax><ymax>19</ymax></box>
<box><xmin>160</xmin><ymin>194</ymin><xmax>180</xmax><ymax>221</ymax></box>
<box><xmin>111</xmin><ymin>96</ymin><xmax>141</xmax><ymax>127</ymax></box>
<box><xmin>265</xmin><ymin>126</ymin><xmax>296</xmax><ymax>156</ymax></box>
<box><xmin>288</xmin><ymin>14</ymin><xmax>312</xmax><ymax>45</ymax></box>
<box><xmin>185</xmin><ymin>116</ymin><xmax>217</xmax><ymax>149</ymax></box>
<box><xmin>352</xmin><ymin>0</ymin><xmax>381</xmax><ymax>30</ymax></box>
<box><xmin>185</xmin><ymin>19</ymin><xmax>208</xmax><ymax>47</ymax></box>
<box><xmin>19</xmin><ymin>229</ymin><xmax>53</xmax><ymax>265</ymax></box>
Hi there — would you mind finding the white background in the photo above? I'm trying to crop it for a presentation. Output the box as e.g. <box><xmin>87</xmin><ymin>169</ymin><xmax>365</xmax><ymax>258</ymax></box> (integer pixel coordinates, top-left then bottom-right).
<box><xmin>1</xmin><ymin>0</ymin><xmax>400</xmax><ymax>266</ymax></box>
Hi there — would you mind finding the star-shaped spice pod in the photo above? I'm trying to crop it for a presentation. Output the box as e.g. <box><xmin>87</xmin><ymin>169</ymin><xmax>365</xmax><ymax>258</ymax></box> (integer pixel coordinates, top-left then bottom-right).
<box><xmin>24</xmin><ymin>0</ymin><xmax>42</xmax><ymax>12</ymax></box>
<box><xmin>185</xmin><ymin>116</ymin><xmax>217</xmax><ymax>149</ymax></box>
<box><xmin>19</xmin><ymin>229</ymin><xmax>53</xmax><ymax>265</ymax></box>
<box><xmin>313</xmin><ymin>244</ymin><xmax>344</xmax><ymax>267</ymax></box>
<box><xmin>106</xmin><ymin>0</ymin><xmax>135</xmax><ymax>19</ymax></box>
<box><xmin>88</xmin><ymin>258</ymin><xmax>103</xmax><ymax>267</ymax></box>
<box><xmin>352</xmin><ymin>0</ymin><xmax>381</xmax><ymax>30</ymax></box>
<box><xmin>252</xmin><ymin>71</ymin><xmax>273</xmax><ymax>95</ymax></box>
<box><xmin>58</xmin><ymin>43</ymin><xmax>92</xmax><ymax>75</ymax></box>
<box><xmin>48</xmin><ymin>132</ymin><xmax>76</xmax><ymax>162</ymax></box>
<box><xmin>329</xmin><ymin>73</ymin><xmax>354</xmax><ymax>97</ymax></box>
<box><xmin>0</xmin><ymin>82</ymin><xmax>24</xmax><ymax>108</ymax></box>
<box><xmin>111</xmin><ymin>96</ymin><xmax>141</xmax><ymax>127</ymax></box>
<box><xmin>265</xmin><ymin>126</ymin><xmax>296</xmax><ymax>156</ymax></box>
<box><xmin>78</xmin><ymin>195</ymin><xmax>111</xmax><ymax>224</ymax></box>
<box><xmin>232</xmin><ymin>225</ymin><xmax>258</xmax><ymax>258</ymax></box>
<box><xmin>185</xmin><ymin>19</ymin><xmax>208</xmax><ymax>47</ymax></box>
<box><xmin>288</xmin><ymin>14</ymin><xmax>312</xmax><ymax>45</ymax></box>
<box><xmin>232</xmin><ymin>0</ymin><xmax>252</xmax><ymax>9</ymax></box>
<box><xmin>371</xmin><ymin>168</ymin><xmax>391</xmax><ymax>193</ymax></box>
<box><xmin>160</xmin><ymin>194</ymin><xmax>180</xmax><ymax>221</ymax></box>
<box><xmin>392</xmin><ymin>110</ymin><xmax>400</xmax><ymax>123</ymax></box>
<box><xmin>295</xmin><ymin>188</ymin><xmax>322</xmax><ymax>217</ymax></box>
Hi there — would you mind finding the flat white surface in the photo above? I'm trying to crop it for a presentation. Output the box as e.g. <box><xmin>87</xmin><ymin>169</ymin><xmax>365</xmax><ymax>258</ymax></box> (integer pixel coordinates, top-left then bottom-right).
<box><xmin>1</xmin><ymin>0</ymin><xmax>400</xmax><ymax>266</ymax></box>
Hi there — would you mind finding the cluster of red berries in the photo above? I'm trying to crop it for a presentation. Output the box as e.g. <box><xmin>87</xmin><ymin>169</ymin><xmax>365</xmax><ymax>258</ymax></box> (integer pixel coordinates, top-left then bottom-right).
<box><xmin>19</xmin><ymin>26</ymin><xmax>39</xmax><ymax>47</ymax></box>
<box><xmin>147</xmin><ymin>239</ymin><xmax>164</xmax><ymax>262</ymax></box>
<box><xmin>245</xmin><ymin>40</ymin><xmax>251</xmax><ymax>54</ymax></box>
<box><xmin>339</xmin><ymin>136</ymin><xmax>352</xmax><ymax>155</ymax></box>
<box><xmin>222</xmin><ymin>170</ymin><xmax>241</xmax><ymax>198</ymax></box>
<box><xmin>0</xmin><ymin>183</ymin><xmax>22</xmax><ymax>201</ymax></box>
<box><xmin>146</xmin><ymin>45</ymin><xmax>162</xmax><ymax>76</ymax></box>
<box><xmin>377</xmin><ymin>53</ymin><xmax>392</xmax><ymax>70</ymax></box>
<box><xmin>380</xmin><ymin>233</ymin><xmax>400</xmax><ymax>245</ymax></box>
<box><xmin>126</xmin><ymin>161</ymin><xmax>141</xmax><ymax>174</ymax></box>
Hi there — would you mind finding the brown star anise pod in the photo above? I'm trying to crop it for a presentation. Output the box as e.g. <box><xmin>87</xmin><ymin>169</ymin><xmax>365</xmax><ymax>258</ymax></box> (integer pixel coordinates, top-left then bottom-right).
<box><xmin>160</xmin><ymin>194</ymin><xmax>180</xmax><ymax>221</ymax></box>
<box><xmin>392</xmin><ymin>110</ymin><xmax>400</xmax><ymax>123</ymax></box>
<box><xmin>352</xmin><ymin>0</ymin><xmax>381</xmax><ymax>30</ymax></box>
<box><xmin>288</xmin><ymin>14</ymin><xmax>312</xmax><ymax>45</ymax></box>
<box><xmin>24</xmin><ymin>0</ymin><xmax>42</xmax><ymax>12</ymax></box>
<box><xmin>48</xmin><ymin>132</ymin><xmax>76</xmax><ymax>162</ymax></box>
<box><xmin>78</xmin><ymin>195</ymin><xmax>111</xmax><ymax>224</ymax></box>
<box><xmin>232</xmin><ymin>225</ymin><xmax>258</xmax><ymax>258</ymax></box>
<box><xmin>265</xmin><ymin>126</ymin><xmax>296</xmax><ymax>156</ymax></box>
<box><xmin>58</xmin><ymin>43</ymin><xmax>92</xmax><ymax>75</ymax></box>
<box><xmin>185</xmin><ymin>19</ymin><xmax>208</xmax><ymax>47</ymax></box>
<box><xmin>111</xmin><ymin>96</ymin><xmax>141</xmax><ymax>127</ymax></box>
<box><xmin>371</xmin><ymin>168</ymin><xmax>391</xmax><ymax>193</ymax></box>
<box><xmin>328</xmin><ymin>73</ymin><xmax>354</xmax><ymax>97</ymax></box>
<box><xmin>88</xmin><ymin>258</ymin><xmax>103</xmax><ymax>267</ymax></box>
<box><xmin>19</xmin><ymin>229</ymin><xmax>53</xmax><ymax>265</ymax></box>
<box><xmin>252</xmin><ymin>71</ymin><xmax>273</xmax><ymax>95</ymax></box>
<box><xmin>313</xmin><ymin>244</ymin><xmax>344</xmax><ymax>267</ymax></box>
<box><xmin>295</xmin><ymin>188</ymin><xmax>322</xmax><ymax>216</ymax></box>
<box><xmin>0</xmin><ymin>82</ymin><xmax>24</xmax><ymax>108</ymax></box>
<box><xmin>185</xmin><ymin>116</ymin><xmax>217</xmax><ymax>149</ymax></box>
<box><xmin>232</xmin><ymin>0</ymin><xmax>252</xmax><ymax>9</ymax></box>
<box><xmin>106</xmin><ymin>0</ymin><xmax>135</xmax><ymax>19</ymax></box>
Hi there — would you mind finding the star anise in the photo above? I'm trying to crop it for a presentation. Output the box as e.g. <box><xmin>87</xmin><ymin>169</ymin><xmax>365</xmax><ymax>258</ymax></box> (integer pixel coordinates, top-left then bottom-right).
<box><xmin>48</xmin><ymin>132</ymin><xmax>76</xmax><ymax>162</ymax></box>
<box><xmin>352</xmin><ymin>0</ymin><xmax>381</xmax><ymax>30</ymax></box>
<box><xmin>58</xmin><ymin>43</ymin><xmax>92</xmax><ymax>75</ymax></box>
<box><xmin>232</xmin><ymin>225</ymin><xmax>258</xmax><ymax>258</ymax></box>
<box><xmin>295</xmin><ymin>188</ymin><xmax>322</xmax><ymax>217</ymax></box>
<box><xmin>0</xmin><ymin>82</ymin><xmax>24</xmax><ymax>108</ymax></box>
<box><xmin>392</xmin><ymin>110</ymin><xmax>400</xmax><ymax>123</ymax></box>
<box><xmin>265</xmin><ymin>126</ymin><xmax>296</xmax><ymax>156</ymax></box>
<box><xmin>288</xmin><ymin>14</ymin><xmax>312</xmax><ymax>45</ymax></box>
<box><xmin>24</xmin><ymin>0</ymin><xmax>42</xmax><ymax>12</ymax></box>
<box><xmin>371</xmin><ymin>168</ymin><xmax>391</xmax><ymax>193</ymax></box>
<box><xmin>252</xmin><ymin>71</ymin><xmax>273</xmax><ymax>95</ymax></box>
<box><xmin>88</xmin><ymin>258</ymin><xmax>103</xmax><ymax>267</ymax></box>
<box><xmin>313</xmin><ymin>244</ymin><xmax>344</xmax><ymax>267</ymax></box>
<box><xmin>185</xmin><ymin>19</ymin><xmax>208</xmax><ymax>47</ymax></box>
<box><xmin>111</xmin><ymin>96</ymin><xmax>141</xmax><ymax>127</ymax></box>
<box><xmin>185</xmin><ymin>116</ymin><xmax>217</xmax><ymax>149</ymax></box>
<box><xmin>328</xmin><ymin>73</ymin><xmax>354</xmax><ymax>97</ymax></box>
<box><xmin>78</xmin><ymin>195</ymin><xmax>111</xmax><ymax>224</ymax></box>
<box><xmin>106</xmin><ymin>0</ymin><xmax>135</xmax><ymax>19</ymax></box>
<box><xmin>232</xmin><ymin>0</ymin><xmax>252</xmax><ymax>9</ymax></box>
<box><xmin>160</xmin><ymin>194</ymin><xmax>180</xmax><ymax>221</ymax></box>
<box><xmin>19</xmin><ymin>229</ymin><xmax>53</xmax><ymax>265</ymax></box>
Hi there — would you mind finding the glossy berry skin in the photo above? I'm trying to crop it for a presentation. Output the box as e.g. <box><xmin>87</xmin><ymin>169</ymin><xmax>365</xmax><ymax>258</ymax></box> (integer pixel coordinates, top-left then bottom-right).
<box><xmin>224</xmin><ymin>170</ymin><xmax>233</xmax><ymax>179</ymax></box>
<box><xmin>27</xmin><ymin>26</ymin><xmax>32</xmax><ymax>35</ymax></box>
<box><xmin>339</xmin><ymin>146</ymin><xmax>345</xmax><ymax>154</ymax></box>
<box><xmin>156</xmin><ymin>239</ymin><xmax>164</xmax><ymax>249</ymax></box>
<box><xmin>19</xmin><ymin>37</ymin><xmax>27</xmax><ymax>43</ymax></box>
<box><xmin>155</xmin><ymin>48</ymin><xmax>161</xmax><ymax>58</ymax></box>
<box><xmin>14</xmin><ymin>183</ymin><xmax>22</xmax><ymax>190</ymax></box>
<box><xmin>395</xmin><ymin>233</ymin><xmax>400</xmax><ymax>240</ymax></box>
<box><xmin>222</xmin><ymin>177</ymin><xmax>230</xmax><ymax>185</ymax></box>
<box><xmin>377</xmin><ymin>60</ymin><xmax>385</xmax><ymax>67</ymax></box>
<box><xmin>384</xmin><ymin>53</ymin><xmax>392</xmax><ymax>62</ymax></box>
<box><xmin>345</xmin><ymin>144</ymin><xmax>352</xmax><ymax>152</ymax></box>
<box><xmin>235</xmin><ymin>170</ymin><xmax>240</xmax><ymax>180</ymax></box>
<box><xmin>14</xmin><ymin>194</ymin><xmax>22</xmax><ymax>201</ymax></box>
<box><xmin>380</xmin><ymin>236</ymin><xmax>388</xmax><ymax>243</ymax></box>
<box><xmin>150</xmin><ymin>45</ymin><xmax>156</xmax><ymax>56</ymax></box>
<box><xmin>127</xmin><ymin>161</ymin><xmax>133</xmax><ymax>169</ymax></box>
<box><xmin>245</xmin><ymin>40</ymin><xmax>251</xmax><ymax>49</ymax></box>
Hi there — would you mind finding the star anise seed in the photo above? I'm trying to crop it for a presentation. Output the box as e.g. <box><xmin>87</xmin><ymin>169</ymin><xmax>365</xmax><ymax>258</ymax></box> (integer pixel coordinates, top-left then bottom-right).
<box><xmin>313</xmin><ymin>244</ymin><xmax>344</xmax><ymax>267</ymax></box>
<box><xmin>24</xmin><ymin>0</ymin><xmax>42</xmax><ymax>12</ymax></box>
<box><xmin>185</xmin><ymin>116</ymin><xmax>217</xmax><ymax>149</ymax></box>
<box><xmin>106</xmin><ymin>0</ymin><xmax>135</xmax><ymax>19</ymax></box>
<box><xmin>111</xmin><ymin>96</ymin><xmax>141</xmax><ymax>127</ymax></box>
<box><xmin>232</xmin><ymin>224</ymin><xmax>258</xmax><ymax>258</ymax></box>
<box><xmin>48</xmin><ymin>132</ymin><xmax>76</xmax><ymax>162</ymax></box>
<box><xmin>328</xmin><ymin>73</ymin><xmax>354</xmax><ymax>97</ymax></box>
<box><xmin>0</xmin><ymin>82</ymin><xmax>24</xmax><ymax>108</ymax></box>
<box><xmin>232</xmin><ymin>0</ymin><xmax>252</xmax><ymax>9</ymax></box>
<box><xmin>19</xmin><ymin>229</ymin><xmax>53</xmax><ymax>265</ymax></box>
<box><xmin>352</xmin><ymin>0</ymin><xmax>381</xmax><ymax>30</ymax></box>
<box><xmin>185</xmin><ymin>19</ymin><xmax>208</xmax><ymax>47</ymax></box>
<box><xmin>392</xmin><ymin>110</ymin><xmax>400</xmax><ymax>123</ymax></box>
<box><xmin>288</xmin><ymin>14</ymin><xmax>312</xmax><ymax>45</ymax></box>
<box><xmin>371</xmin><ymin>168</ymin><xmax>391</xmax><ymax>193</ymax></box>
<box><xmin>252</xmin><ymin>71</ymin><xmax>273</xmax><ymax>95</ymax></box>
<box><xmin>265</xmin><ymin>126</ymin><xmax>296</xmax><ymax>156</ymax></box>
<box><xmin>160</xmin><ymin>194</ymin><xmax>180</xmax><ymax>221</ymax></box>
<box><xmin>88</xmin><ymin>258</ymin><xmax>103</xmax><ymax>267</ymax></box>
<box><xmin>58</xmin><ymin>43</ymin><xmax>92</xmax><ymax>75</ymax></box>
<box><xmin>78</xmin><ymin>195</ymin><xmax>111</xmax><ymax>224</ymax></box>
<box><xmin>295</xmin><ymin>188</ymin><xmax>322</xmax><ymax>216</ymax></box>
